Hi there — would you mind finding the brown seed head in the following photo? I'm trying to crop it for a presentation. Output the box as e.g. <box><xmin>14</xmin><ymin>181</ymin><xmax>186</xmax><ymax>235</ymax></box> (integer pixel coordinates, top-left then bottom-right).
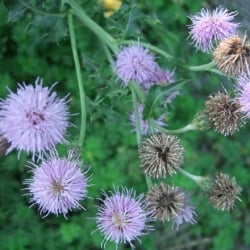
<box><xmin>205</xmin><ymin>92</ymin><xmax>243</xmax><ymax>136</ymax></box>
<box><xmin>207</xmin><ymin>173</ymin><xmax>242</xmax><ymax>211</ymax></box>
<box><xmin>214</xmin><ymin>36</ymin><xmax>250</xmax><ymax>76</ymax></box>
<box><xmin>146</xmin><ymin>183</ymin><xmax>185</xmax><ymax>222</ymax></box>
<box><xmin>138</xmin><ymin>133</ymin><xmax>184</xmax><ymax>178</ymax></box>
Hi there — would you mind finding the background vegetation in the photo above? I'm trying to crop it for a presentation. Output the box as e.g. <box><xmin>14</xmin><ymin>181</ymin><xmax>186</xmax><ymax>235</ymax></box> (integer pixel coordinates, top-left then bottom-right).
<box><xmin>0</xmin><ymin>0</ymin><xmax>250</xmax><ymax>249</ymax></box>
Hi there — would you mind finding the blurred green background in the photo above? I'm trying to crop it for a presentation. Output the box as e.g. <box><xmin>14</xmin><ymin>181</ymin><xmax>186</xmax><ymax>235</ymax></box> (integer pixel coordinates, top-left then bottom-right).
<box><xmin>0</xmin><ymin>0</ymin><xmax>250</xmax><ymax>249</ymax></box>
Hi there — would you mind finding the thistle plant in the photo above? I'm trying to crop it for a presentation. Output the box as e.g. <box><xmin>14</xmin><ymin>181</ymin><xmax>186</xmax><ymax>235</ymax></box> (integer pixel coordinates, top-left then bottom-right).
<box><xmin>1</xmin><ymin>1</ymin><xmax>248</xmax><ymax>249</ymax></box>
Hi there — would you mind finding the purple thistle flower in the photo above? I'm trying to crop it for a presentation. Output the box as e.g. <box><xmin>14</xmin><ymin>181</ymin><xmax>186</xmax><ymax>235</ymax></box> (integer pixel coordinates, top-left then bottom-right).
<box><xmin>172</xmin><ymin>193</ymin><xmax>197</xmax><ymax>230</ymax></box>
<box><xmin>235</xmin><ymin>74</ymin><xmax>250</xmax><ymax>119</ymax></box>
<box><xmin>0</xmin><ymin>78</ymin><xmax>70</xmax><ymax>159</ymax></box>
<box><xmin>115</xmin><ymin>44</ymin><xmax>157</xmax><ymax>87</ymax></box>
<box><xmin>188</xmin><ymin>6</ymin><xmax>239</xmax><ymax>52</ymax></box>
<box><xmin>130</xmin><ymin>103</ymin><xmax>166</xmax><ymax>135</ymax></box>
<box><xmin>24</xmin><ymin>149</ymin><xmax>88</xmax><ymax>217</ymax></box>
<box><xmin>96</xmin><ymin>187</ymin><xmax>153</xmax><ymax>249</ymax></box>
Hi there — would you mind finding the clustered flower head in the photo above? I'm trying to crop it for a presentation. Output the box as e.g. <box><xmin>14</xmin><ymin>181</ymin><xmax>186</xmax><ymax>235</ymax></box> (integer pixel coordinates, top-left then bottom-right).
<box><xmin>214</xmin><ymin>36</ymin><xmax>250</xmax><ymax>76</ymax></box>
<box><xmin>146</xmin><ymin>183</ymin><xmax>196</xmax><ymax>229</ymax></box>
<box><xmin>130</xmin><ymin>103</ymin><xmax>166</xmax><ymax>135</ymax></box>
<box><xmin>235</xmin><ymin>74</ymin><xmax>250</xmax><ymax>119</ymax></box>
<box><xmin>115</xmin><ymin>43</ymin><xmax>157</xmax><ymax>86</ymax></box>
<box><xmin>96</xmin><ymin>187</ymin><xmax>153</xmax><ymax>249</ymax></box>
<box><xmin>205</xmin><ymin>91</ymin><xmax>243</xmax><ymax>136</ymax></box>
<box><xmin>24</xmin><ymin>149</ymin><xmax>88</xmax><ymax>217</ymax></box>
<box><xmin>188</xmin><ymin>6</ymin><xmax>239</xmax><ymax>52</ymax></box>
<box><xmin>0</xmin><ymin>78</ymin><xmax>70</xmax><ymax>159</ymax></box>
<box><xmin>139</xmin><ymin>133</ymin><xmax>184</xmax><ymax>178</ymax></box>
<box><xmin>207</xmin><ymin>173</ymin><xmax>242</xmax><ymax>211</ymax></box>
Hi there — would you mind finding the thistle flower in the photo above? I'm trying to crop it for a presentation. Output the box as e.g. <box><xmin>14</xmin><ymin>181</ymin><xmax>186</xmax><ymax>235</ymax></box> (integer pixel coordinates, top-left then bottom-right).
<box><xmin>0</xmin><ymin>78</ymin><xmax>70</xmax><ymax>159</ymax></box>
<box><xmin>0</xmin><ymin>133</ymin><xmax>10</xmax><ymax>156</ymax></box>
<box><xmin>130</xmin><ymin>103</ymin><xmax>166</xmax><ymax>135</ymax></box>
<box><xmin>115</xmin><ymin>44</ymin><xmax>157</xmax><ymax>87</ymax></box>
<box><xmin>146</xmin><ymin>183</ymin><xmax>185</xmax><ymax>222</ymax></box>
<box><xmin>214</xmin><ymin>36</ymin><xmax>250</xmax><ymax>76</ymax></box>
<box><xmin>172</xmin><ymin>193</ymin><xmax>197</xmax><ymax>230</ymax></box>
<box><xmin>205</xmin><ymin>92</ymin><xmax>243</xmax><ymax>136</ymax></box>
<box><xmin>138</xmin><ymin>133</ymin><xmax>184</xmax><ymax>178</ymax></box>
<box><xmin>24</xmin><ymin>149</ymin><xmax>88</xmax><ymax>217</ymax></box>
<box><xmin>235</xmin><ymin>74</ymin><xmax>250</xmax><ymax>119</ymax></box>
<box><xmin>207</xmin><ymin>173</ymin><xmax>242</xmax><ymax>211</ymax></box>
<box><xmin>96</xmin><ymin>187</ymin><xmax>153</xmax><ymax>249</ymax></box>
<box><xmin>188</xmin><ymin>7</ymin><xmax>239</xmax><ymax>52</ymax></box>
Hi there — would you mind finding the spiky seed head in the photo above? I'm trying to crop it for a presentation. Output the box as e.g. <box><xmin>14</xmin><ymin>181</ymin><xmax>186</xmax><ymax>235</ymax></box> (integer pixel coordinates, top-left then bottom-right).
<box><xmin>214</xmin><ymin>36</ymin><xmax>250</xmax><ymax>76</ymax></box>
<box><xmin>138</xmin><ymin>133</ymin><xmax>184</xmax><ymax>178</ymax></box>
<box><xmin>146</xmin><ymin>183</ymin><xmax>185</xmax><ymax>222</ymax></box>
<box><xmin>207</xmin><ymin>173</ymin><xmax>242</xmax><ymax>211</ymax></box>
<box><xmin>205</xmin><ymin>92</ymin><xmax>243</xmax><ymax>136</ymax></box>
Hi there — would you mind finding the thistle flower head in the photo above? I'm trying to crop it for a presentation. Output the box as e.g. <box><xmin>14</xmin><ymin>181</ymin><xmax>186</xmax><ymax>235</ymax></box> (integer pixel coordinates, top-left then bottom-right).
<box><xmin>207</xmin><ymin>173</ymin><xmax>242</xmax><ymax>211</ymax></box>
<box><xmin>0</xmin><ymin>78</ymin><xmax>70</xmax><ymax>159</ymax></box>
<box><xmin>24</xmin><ymin>149</ymin><xmax>88</xmax><ymax>217</ymax></box>
<box><xmin>146</xmin><ymin>183</ymin><xmax>185</xmax><ymax>222</ymax></box>
<box><xmin>130</xmin><ymin>103</ymin><xmax>166</xmax><ymax>135</ymax></box>
<box><xmin>115</xmin><ymin>44</ymin><xmax>157</xmax><ymax>87</ymax></box>
<box><xmin>96</xmin><ymin>187</ymin><xmax>153</xmax><ymax>249</ymax></box>
<box><xmin>214</xmin><ymin>36</ymin><xmax>250</xmax><ymax>76</ymax></box>
<box><xmin>205</xmin><ymin>92</ymin><xmax>243</xmax><ymax>136</ymax></box>
<box><xmin>188</xmin><ymin>7</ymin><xmax>239</xmax><ymax>52</ymax></box>
<box><xmin>138</xmin><ymin>133</ymin><xmax>184</xmax><ymax>178</ymax></box>
<box><xmin>235</xmin><ymin>74</ymin><xmax>250</xmax><ymax>119</ymax></box>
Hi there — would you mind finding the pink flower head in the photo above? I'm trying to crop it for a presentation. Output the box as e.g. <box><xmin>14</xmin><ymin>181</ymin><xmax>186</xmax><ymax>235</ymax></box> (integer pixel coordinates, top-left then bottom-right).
<box><xmin>130</xmin><ymin>103</ymin><xmax>166</xmax><ymax>135</ymax></box>
<box><xmin>96</xmin><ymin>187</ymin><xmax>153</xmax><ymax>249</ymax></box>
<box><xmin>188</xmin><ymin>6</ymin><xmax>239</xmax><ymax>52</ymax></box>
<box><xmin>24</xmin><ymin>149</ymin><xmax>89</xmax><ymax>217</ymax></box>
<box><xmin>172</xmin><ymin>193</ymin><xmax>197</xmax><ymax>230</ymax></box>
<box><xmin>0</xmin><ymin>78</ymin><xmax>70</xmax><ymax>159</ymax></box>
<box><xmin>235</xmin><ymin>74</ymin><xmax>250</xmax><ymax>119</ymax></box>
<box><xmin>115</xmin><ymin>44</ymin><xmax>157</xmax><ymax>87</ymax></box>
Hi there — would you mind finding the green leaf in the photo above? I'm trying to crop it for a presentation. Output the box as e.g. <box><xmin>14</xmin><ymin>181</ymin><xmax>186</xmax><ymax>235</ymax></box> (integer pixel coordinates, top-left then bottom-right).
<box><xmin>0</xmin><ymin>1</ymin><xmax>8</xmax><ymax>25</ymax></box>
<box><xmin>142</xmin><ymin>79</ymin><xmax>189</xmax><ymax>119</ymax></box>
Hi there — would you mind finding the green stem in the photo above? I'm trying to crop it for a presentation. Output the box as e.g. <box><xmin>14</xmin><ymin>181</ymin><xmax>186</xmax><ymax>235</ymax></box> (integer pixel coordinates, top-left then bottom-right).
<box><xmin>154</xmin><ymin>123</ymin><xmax>196</xmax><ymax>134</ymax></box>
<box><xmin>179</xmin><ymin>168</ymin><xmax>204</xmax><ymax>184</ymax></box>
<box><xmin>129</xmin><ymin>82</ymin><xmax>153</xmax><ymax>189</ymax></box>
<box><xmin>68</xmin><ymin>12</ymin><xmax>87</xmax><ymax>147</ymax></box>
<box><xmin>64</xmin><ymin>0</ymin><xmax>118</xmax><ymax>53</ymax></box>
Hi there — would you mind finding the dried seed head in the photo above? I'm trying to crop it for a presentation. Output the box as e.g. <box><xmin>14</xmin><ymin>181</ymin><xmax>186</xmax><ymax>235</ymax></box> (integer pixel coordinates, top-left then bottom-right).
<box><xmin>146</xmin><ymin>183</ymin><xmax>185</xmax><ymax>222</ymax></box>
<box><xmin>207</xmin><ymin>173</ymin><xmax>242</xmax><ymax>211</ymax></box>
<box><xmin>138</xmin><ymin>133</ymin><xmax>184</xmax><ymax>178</ymax></box>
<box><xmin>0</xmin><ymin>133</ymin><xmax>10</xmax><ymax>156</ymax></box>
<box><xmin>205</xmin><ymin>92</ymin><xmax>243</xmax><ymax>136</ymax></box>
<box><xmin>213</xmin><ymin>36</ymin><xmax>250</xmax><ymax>76</ymax></box>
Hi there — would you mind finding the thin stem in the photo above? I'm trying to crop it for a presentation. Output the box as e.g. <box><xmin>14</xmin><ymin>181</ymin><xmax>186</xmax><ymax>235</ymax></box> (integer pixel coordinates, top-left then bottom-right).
<box><xmin>154</xmin><ymin>123</ymin><xmax>196</xmax><ymax>134</ymax></box>
<box><xmin>179</xmin><ymin>168</ymin><xmax>204</xmax><ymax>184</ymax></box>
<box><xmin>68</xmin><ymin>12</ymin><xmax>87</xmax><ymax>147</ymax></box>
<box><xmin>129</xmin><ymin>82</ymin><xmax>153</xmax><ymax>189</ymax></box>
<box><xmin>64</xmin><ymin>0</ymin><xmax>118</xmax><ymax>53</ymax></box>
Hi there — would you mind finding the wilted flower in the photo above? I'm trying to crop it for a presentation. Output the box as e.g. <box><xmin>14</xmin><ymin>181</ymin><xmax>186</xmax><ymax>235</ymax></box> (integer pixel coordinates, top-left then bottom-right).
<box><xmin>188</xmin><ymin>7</ymin><xmax>239</xmax><ymax>52</ymax></box>
<box><xmin>139</xmin><ymin>133</ymin><xmax>184</xmax><ymax>178</ymax></box>
<box><xmin>24</xmin><ymin>149</ymin><xmax>88</xmax><ymax>217</ymax></box>
<box><xmin>207</xmin><ymin>173</ymin><xmax>242</xmax><ymax>211</ymax></box>
<box><xmin>172</xmin><ymin>193</ymin><xmax>197</xmax><ymax>230</ymax></box>
<box><xmin>96</xmin><ymin>187</ymin><xmax>153</xmax><ymax>249</ymax></box>
<box><xmin>0</xmin><ymin>78</ymin><xmax>70</xmax><ymax>159</ymax></box>
<box><xmin>235</xmin><ymin>74</ymin><xmax>250</xmax><ymax>119</ymax></box>
<box><xmin>146</xmin><ymin>183</ymin><xmax>185</xmax><ymax>222</ymax></box>
<box><xmin>115</xmin><ymin>44</ymin><xmax>157</xmax><ymax>87</ymax></box>
<box><xmin>0</xmin><ymin>133</ymin><xmax>10</xmax><ymax>156</ymax></box>
<box><xmin>214</xmin><ymin>36</ymin><xmax>250</xmax><ymax>76</ymax></box>
<box><xmin>130</xmin><ymin>103</ymin><xmax>166</xmax><ymax>135</ymax></box>
<box><xmin>205</xmin><ymin>92</ymin><xmax>243</xmax><ymax>136</ymax></box>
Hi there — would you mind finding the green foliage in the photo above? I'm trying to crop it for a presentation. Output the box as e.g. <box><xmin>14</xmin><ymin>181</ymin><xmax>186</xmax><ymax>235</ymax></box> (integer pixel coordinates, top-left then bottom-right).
<box><xmin>0</xmin><ymin>0</ymin><xmax>250</xmax><ymax>249</ymax></box>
